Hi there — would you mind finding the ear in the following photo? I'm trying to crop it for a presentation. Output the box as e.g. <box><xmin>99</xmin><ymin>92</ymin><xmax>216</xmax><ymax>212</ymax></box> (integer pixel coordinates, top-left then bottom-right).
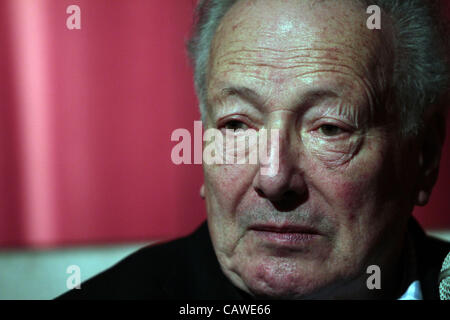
<box><xmin>200</xmin><ymin>184</ymin><xmax>205</xmax><ymax>199</ymax></box>
<box><xmin>415</xmin><ymin>112</ymin><xmax>446</xmax><ymax>206</ymax></box>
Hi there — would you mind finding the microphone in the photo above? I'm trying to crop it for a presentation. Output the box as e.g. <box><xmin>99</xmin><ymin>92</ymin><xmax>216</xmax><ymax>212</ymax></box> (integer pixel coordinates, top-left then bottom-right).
<box><xmin>439</xmin><ymin>251</ymin><xmax>450</xmax><ymax>300</ymax></box>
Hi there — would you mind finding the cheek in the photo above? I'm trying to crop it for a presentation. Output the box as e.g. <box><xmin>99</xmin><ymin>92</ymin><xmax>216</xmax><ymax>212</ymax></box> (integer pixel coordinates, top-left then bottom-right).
<box><xmin>204</xmin><ymin>164</ymin><xmax>258</xmax><ymax>256</ymax></box>
<box><xmin>309</xmin><ymin>145</ymin><xmax>387</xmax><ymax>222</ymax></box>
<box><xmin>204</xmin><ymin>163</ymin><xmax>257</xmax><ymax>211</ymax></box>
<box><xmin>329</xmin><ymin>179</ymin><xmax>371</xmax><ymax>221</ymax></box>
<box><xmin>306</xmin><ymin>159</ymin><xmax>387</xmax><ymax>268</ymax></box>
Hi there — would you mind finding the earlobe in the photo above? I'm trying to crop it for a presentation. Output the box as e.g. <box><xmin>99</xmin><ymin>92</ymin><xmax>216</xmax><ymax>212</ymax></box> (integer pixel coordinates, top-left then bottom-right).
<box><xmin>414</xmin><ymin>113</ymin><xmax>445</xmax><ymax>207</ymax></box>
<box><xmin>415</xmin><ymin>190</ymin><xmax>429</xmax><ymax>206</ymax></box>
<box><xmin>415</xmin><ymin>153</ymin><xmax>429</xmax><ymax>206</ymax></box>
<box><xmin>200</xmin><ymin>184</ymin><xmax>205</xmax><ymax>199</ymax></box>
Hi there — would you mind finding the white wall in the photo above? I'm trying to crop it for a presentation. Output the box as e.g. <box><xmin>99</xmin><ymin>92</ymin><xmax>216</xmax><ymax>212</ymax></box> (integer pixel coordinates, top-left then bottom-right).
<box><xmin>0</xmin><ymin>243</ymin><xmax>146</xmax><ymax>300</ymax></box>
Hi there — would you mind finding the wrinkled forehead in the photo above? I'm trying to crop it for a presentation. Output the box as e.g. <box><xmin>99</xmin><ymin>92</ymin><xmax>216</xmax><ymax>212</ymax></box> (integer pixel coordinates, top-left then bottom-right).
<box><xmin>209</xmin><ymin>0</ymin><xmax>392</xmax><ymax>85</ymax></box>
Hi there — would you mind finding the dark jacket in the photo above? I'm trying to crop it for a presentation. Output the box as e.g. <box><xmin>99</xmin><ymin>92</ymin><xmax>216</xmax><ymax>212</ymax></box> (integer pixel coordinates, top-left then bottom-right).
<box><xmin>57</xmin><ymin>218</ymin><xmax>449</xmax><ymax>300</ymax></box>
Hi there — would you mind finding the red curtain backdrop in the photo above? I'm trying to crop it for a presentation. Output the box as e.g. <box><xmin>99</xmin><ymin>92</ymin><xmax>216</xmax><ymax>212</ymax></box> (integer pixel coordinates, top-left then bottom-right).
<box><xmin>0</xmin><ymin>0</ymin><xmax>448</xmax><ymax>248</ymax></box>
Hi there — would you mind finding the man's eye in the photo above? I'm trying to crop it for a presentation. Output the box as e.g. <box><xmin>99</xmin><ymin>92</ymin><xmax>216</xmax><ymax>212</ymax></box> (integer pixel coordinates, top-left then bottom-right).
<box><xmin>223</xmin><ymin>120</ymin><xmax>249</xmax><ymax>131</ymax></box>
<box><xmin>318</xmin><ymin>124</ymin><xmax>345</xmax><ymax>137</ymax></box>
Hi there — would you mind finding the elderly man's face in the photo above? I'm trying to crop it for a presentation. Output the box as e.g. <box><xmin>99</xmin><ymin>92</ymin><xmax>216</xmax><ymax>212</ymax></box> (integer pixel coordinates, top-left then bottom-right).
<box><xmin>202</xmin><ymin>0</ymin><xmax>416</xmax><ymax>298</ymax></box>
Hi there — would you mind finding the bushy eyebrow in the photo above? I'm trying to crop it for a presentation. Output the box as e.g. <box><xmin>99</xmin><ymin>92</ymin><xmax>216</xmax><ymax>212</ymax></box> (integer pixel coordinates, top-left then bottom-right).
<box><xmin>218</xmin><ymin>85</ymin><xmax>340</xmax><ymax>111</ymax></box>
<box><xmin>219</xmin><ymin>86</ymin><xmax>263</xmax><ymax>108</ymax></box>
<box><xmin>301</xmin><ymin>89</ymin><xmax>340</xmax><ymax>105</ymax></box>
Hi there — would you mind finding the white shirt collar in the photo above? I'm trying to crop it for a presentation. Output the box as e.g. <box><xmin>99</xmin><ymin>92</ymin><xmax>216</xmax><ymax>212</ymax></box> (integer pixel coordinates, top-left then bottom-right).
<box><xmin>398</xmin><ymin>280</ymin><xmax>423</xmax><ymax>300</ymax></box>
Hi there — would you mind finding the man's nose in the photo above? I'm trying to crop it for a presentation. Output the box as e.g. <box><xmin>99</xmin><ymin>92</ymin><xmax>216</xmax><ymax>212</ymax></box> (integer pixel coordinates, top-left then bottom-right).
<box><xmin>252</xmin><ymin>126</ymin><xmax>307</xmax><ymax>206</ymax></box>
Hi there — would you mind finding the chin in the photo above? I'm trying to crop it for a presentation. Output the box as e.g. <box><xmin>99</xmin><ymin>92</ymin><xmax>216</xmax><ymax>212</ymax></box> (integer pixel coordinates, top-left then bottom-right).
<box><xmin>236</xmin><ymin>257</ymin><xmax>334</xmax><ymax>299</ymax></box>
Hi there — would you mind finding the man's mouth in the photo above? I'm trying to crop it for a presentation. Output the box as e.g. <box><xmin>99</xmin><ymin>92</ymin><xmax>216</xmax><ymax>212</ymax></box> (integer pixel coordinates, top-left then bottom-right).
<box><xmin>248</xmin><ymin>224</ymin><xmax>320</xmax><ymax>246</ymax></box>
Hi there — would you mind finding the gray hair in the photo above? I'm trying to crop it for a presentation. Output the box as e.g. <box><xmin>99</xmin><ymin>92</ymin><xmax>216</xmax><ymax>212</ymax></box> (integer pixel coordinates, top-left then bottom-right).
<box><xmin>187</xmin><ymin>0</ymin><xmax>449</xmax><ymax>135</ymax></box>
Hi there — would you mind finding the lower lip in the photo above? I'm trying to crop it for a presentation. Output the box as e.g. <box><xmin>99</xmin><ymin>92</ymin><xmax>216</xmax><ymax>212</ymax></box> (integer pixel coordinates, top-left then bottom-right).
<box><xmin>252</xmin><ymin>230</ymin><xmax>319</xmax><ymax>246</ymax></box>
